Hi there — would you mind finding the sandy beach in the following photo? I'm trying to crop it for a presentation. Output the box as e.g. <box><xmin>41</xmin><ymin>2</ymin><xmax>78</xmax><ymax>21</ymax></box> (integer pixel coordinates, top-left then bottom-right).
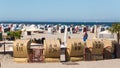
<box><xmin>22</xmin><ymin>31</ymin><xmax>116</xmax><ymax>42</ymax></box>
<box><xmin>0</xmin><ymin>54</ymin><xmax>120</xmax><ymax>68</ymax></box>
<box><xmin>0</xmin><ymin>32</ymin><xmax>118</xmax><ymax>68</ymax></box>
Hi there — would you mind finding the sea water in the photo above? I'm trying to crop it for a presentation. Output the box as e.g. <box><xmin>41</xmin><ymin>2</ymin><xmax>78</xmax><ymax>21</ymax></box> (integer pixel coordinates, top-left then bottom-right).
<box><xmin>0</xmin><ymin>22</ymin><xmax>117</xmax><ymax>26</ymax></box>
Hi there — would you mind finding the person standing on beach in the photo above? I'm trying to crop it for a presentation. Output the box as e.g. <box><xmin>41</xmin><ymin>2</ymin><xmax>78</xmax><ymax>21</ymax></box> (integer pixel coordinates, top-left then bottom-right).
<box><xmin>83</xmin><ymin>27</ymin><xmax>88</xmax><ymax>42</ymax></box>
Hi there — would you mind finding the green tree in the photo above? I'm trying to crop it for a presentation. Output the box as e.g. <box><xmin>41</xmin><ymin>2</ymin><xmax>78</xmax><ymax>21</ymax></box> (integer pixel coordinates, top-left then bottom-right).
<box><xmin>7</xmin><ymin>30</ymin><xmax>22</xmax><ymax>40</ymax></box>
<box><xmin>109</xmin><ymin>23</ymin><xmax>120</xmax><ymax>44</ymax></box>
<box><xmin>14</xmin><ymin>30</ymin><xmax>22</xmax><ymax>39</ymax></box>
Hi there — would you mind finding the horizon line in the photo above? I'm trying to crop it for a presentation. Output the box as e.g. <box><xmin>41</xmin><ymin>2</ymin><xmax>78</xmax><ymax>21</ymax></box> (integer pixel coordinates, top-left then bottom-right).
<box><xmin>0</xmin><ymin>21</ymin><xmax>118</xmax><ymax>23</ymax></box>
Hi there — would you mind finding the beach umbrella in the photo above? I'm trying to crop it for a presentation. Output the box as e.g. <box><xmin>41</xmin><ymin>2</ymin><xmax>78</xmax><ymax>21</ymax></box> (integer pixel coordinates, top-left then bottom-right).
<box><xmin>93</xmin><ymin>25</ymin><xmax>97</xmax><ymax>39</ymax></box>
<box><xmin>98</xmin><ymin>30</ymin><xmax>114</xmax><ymax>39</ymax></box>
<box><xmin>21</xmin><ymin>28</ymin><xmax>26</xmax><ymax>32</ymax></box>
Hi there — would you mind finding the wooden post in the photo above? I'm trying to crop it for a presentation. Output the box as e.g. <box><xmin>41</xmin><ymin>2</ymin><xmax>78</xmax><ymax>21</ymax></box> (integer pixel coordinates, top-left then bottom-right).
<box><xmin>4</xmin><ymin>41</ymin><xmax>5</xmax><ymax>55</ymax></box>
<box><xmin>3</xmin><ymin>34</ymin><xmax>6</xmax><ymax>55</ymax></box>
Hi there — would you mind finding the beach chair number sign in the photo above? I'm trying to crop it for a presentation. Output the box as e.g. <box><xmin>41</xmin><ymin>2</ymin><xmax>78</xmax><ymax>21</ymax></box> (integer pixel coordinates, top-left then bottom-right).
<box><xmin>72</xmin><ymin>42</ymin><xmax>82</xmax><ymax>51</ymax></box>
<box><xmin>16</xmin><ymin>43</ymin><xmax>23</xmax><ymax>51</ymax></box>
<box><xmin>93</xmin><ymin>41</ymin><xmax>104</xmax><ymax>49</ymax></box>
<box><xmin>49</xmin><ymin>44</ymin><xmax>57</xmax><ymax>53</ymax></box>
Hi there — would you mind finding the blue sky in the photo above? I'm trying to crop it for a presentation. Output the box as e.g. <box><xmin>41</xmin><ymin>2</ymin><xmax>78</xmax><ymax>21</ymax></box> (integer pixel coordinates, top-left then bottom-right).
<box><xmin>0</xmin><ymin>0</ymin><xmax>120</xmax><ymax>22</ymax></box>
